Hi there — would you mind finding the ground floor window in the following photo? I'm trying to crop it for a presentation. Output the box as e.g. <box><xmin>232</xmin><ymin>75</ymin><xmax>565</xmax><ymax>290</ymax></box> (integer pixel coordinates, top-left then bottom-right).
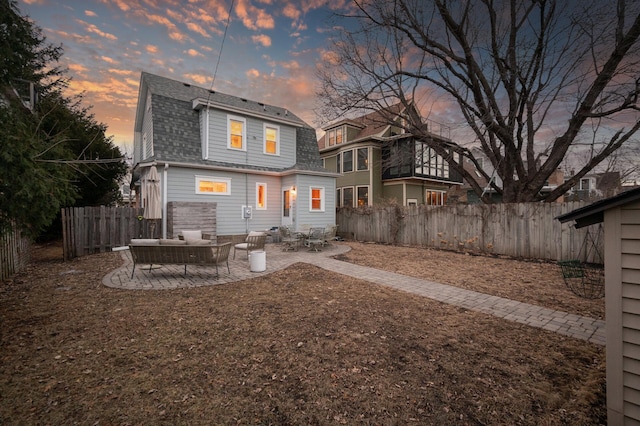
<box><xmin>196</xmin><ymin>175</ymin><xmax>231</xmax><ymax>195</ymax></box>
<box><xmin>426</xmin><ymin>190</ymin><xmax>447</xmax><ymax>205</ymax></box>
<box><xmin>356</xmin><ymin>186</ymin><xmax>369</xmax><ymax>206</ymax></box>
<box><xmin>256</xmin><ymin>183</ymin><xmax>267</xmax><ymax>209</ymax></box>
<box><xmin>343</xmin><ymin>187</ymin><xmax>354</xmax><ymax>207</ymax></box>
<box><xmin>310</xmin><ymin>186</ymin><xmax>325</xmax><ymax>211</ymax></box>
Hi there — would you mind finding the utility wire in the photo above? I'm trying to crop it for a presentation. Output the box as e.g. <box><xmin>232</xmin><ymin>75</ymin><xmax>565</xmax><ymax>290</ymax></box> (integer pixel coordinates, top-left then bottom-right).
<box><xmin>207</xmin><ymin>0</ymin><xmax>235</xmax><ymax>98</ymax></box>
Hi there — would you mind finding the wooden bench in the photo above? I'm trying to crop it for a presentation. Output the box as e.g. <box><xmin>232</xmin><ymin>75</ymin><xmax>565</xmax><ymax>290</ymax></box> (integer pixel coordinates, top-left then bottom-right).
<box><xmin>129</xmin><ymin>242</ymin><xmax>232</xmax><ymax>279</ymax></box>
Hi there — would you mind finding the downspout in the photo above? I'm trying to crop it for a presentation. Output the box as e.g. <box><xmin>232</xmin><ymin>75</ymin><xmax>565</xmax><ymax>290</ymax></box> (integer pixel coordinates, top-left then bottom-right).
<box><xmin>203</xmin><ymin>108</ymin><xmax>209</xmax><ymax>160</ymax></box>
<box><xmin>163</xmin><ymin>163</ymin><xmax>169</xmax><ymax>238</ymax></box>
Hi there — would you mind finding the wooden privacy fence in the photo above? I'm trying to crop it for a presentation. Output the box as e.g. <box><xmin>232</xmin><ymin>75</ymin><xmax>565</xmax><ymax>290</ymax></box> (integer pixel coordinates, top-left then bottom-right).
<box><xmin>336</xmin><ymin>202</ymin><xmax>602</xmax><ymax>263</ymax></box>
<box><xmin>62</xmin><ymin>206</ymin><xmax>161</xmax><ymax>260</ymax></box>
<box><xmin>0</xmin><ymin>225</ymin><xmax>31</xmax><ymax>281</ymax></box>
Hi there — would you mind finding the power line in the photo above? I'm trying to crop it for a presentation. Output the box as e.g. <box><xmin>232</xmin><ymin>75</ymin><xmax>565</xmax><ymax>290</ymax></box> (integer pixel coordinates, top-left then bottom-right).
<box><xmin>208</xmin><ymin>0</ymin><xmax>235</xmax><ymax>95</ymax></box>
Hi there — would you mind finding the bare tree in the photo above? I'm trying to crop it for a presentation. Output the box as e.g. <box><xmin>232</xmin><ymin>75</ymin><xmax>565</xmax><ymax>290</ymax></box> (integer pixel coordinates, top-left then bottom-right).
<box><xmin>316</xmin><ymin>0</ymin><xmax>640</xmax><ymax>202</ymax></box>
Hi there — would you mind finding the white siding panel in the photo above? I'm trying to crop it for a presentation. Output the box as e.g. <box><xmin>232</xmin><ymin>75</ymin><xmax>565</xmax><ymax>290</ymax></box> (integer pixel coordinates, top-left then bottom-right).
<box><xmin>624</xmin><ymin>401</ymin><xmax>640</xmax><ymax>420</ymax></box>
<box><xmin>143</xmin><ymin>93</ymin><xmax>153</xmax><ymax>159</ymax></box>
<box><xmin>624</xmin><ymin>371</ymin><xmax>640</xmax><ymax>391</ymax></box>
<box><xmin>626</xmin><ymin>328</ymin><xmax>640</xmax><ymax>346</ymax></box>
<box><xmin>624</xmin><ymin>313</ymin><xmax>640</xmax><ymax>335</ymax></box>
<box><xmin>622</xmin><ymin>224</ymin><xmax>640</xmax><ymax>239</ymax></box>
<box><xmin>625</xmin><ymin>269</ymin><xmax>640</xmax><ymax>285</ymax></box>
<box><xmin>166</xmin><ymin>166</ymin><xmax>280</xmax><ymax>236</ymax></box>
<box><xmin>624</xmin><ymin>299</ymin><xmax>640</xmax><ymax>316</ymax></box>
<box><xmin>622</xmin><ymin>208</ymin><xmax>640</xmax><ymax>225</ymax></box>
<box><xmin>623</xmin><ymin>400</ymin><xmax>640</xmax><ymax>422</ymax></box>
<box><xmin>627</xmin><ymin>357</ymin><xmax>640</xmax><ymax>376</ymax></box>
<box><xmin>294</xmin><ymin>174</ymin><xmax>336</xmax><ymax>230</ymax></box>
<box><xmin>623</xmin><ymin>239</ymin><xmax>640</xmax><ymax>255</ymax></box>
<box><xmin>205</xmin><ymin>109</ymin><xmax>297</xmax><ymax>169</ymax></box>
<box><xmin>624</xmin><ymin>253</ymin><xmax>640</xmax><ymax>270</ymax></box>
<box><xmin>624</xmin><ymin>340</ymin><xmax>640</xmax><ymax>361</ymax></box>
<box><xmin>624</xmin><ymin>283</ymin><xmax>640</xmax><ymax>300</ymax></box>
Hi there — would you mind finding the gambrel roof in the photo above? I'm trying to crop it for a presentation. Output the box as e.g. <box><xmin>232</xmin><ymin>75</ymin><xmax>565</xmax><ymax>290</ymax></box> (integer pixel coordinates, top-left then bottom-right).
<box><xmin>133</xmin><ymin>72</ymin><xmax>326</xmax><ymax>174</ymax></box>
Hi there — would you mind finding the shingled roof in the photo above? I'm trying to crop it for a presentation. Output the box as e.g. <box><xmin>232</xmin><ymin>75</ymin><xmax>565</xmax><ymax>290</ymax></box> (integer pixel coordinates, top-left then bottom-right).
<box><xmin>135</xmin><ymin>72</ymin><xmax>326</xmax><ymax>173</ymax></box>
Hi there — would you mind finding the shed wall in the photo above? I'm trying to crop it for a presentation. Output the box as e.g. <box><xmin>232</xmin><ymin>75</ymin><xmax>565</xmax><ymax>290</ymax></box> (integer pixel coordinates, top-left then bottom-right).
<box><xmin>607</xmin><ymin>200</ymin><xmax>640</xmax><ymax>423</ymax></box>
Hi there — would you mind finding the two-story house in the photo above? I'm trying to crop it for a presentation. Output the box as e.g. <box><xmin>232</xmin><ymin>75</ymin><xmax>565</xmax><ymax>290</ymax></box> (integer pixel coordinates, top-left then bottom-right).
<box><xmin>131</xmin><ymin>72</ymin><xmax>337</xmax><ymax>239</ymax></box>
<box><xmin>318</xmin><ymin>105</ymin><xmax>463</xmax><ymax>207</ymax></box>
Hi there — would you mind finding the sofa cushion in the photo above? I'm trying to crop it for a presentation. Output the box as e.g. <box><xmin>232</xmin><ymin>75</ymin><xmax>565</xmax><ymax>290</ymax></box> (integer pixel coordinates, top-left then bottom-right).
<box><xmin>186</xmin><ymin>239</ymin><xmax>212</xmax><ymax>246</ymax></box>
<box><xmin>181</xmin><ymin>230</ymin><xmax>202</xmax><ymax>241</ymax></box>
<box><xmin>248</xmin><ymin>231</ymin><xmax>266</xmax><ymax>237</ymax></box>
<box><xmin>130</xmin><ymin>238</ymin><xmax>159</xmax><ymax>245</ymax></box>
<box><xmin>160</xmin><ymin>239</ymin><xmax>187</xmax><ymax>245</ymax></box>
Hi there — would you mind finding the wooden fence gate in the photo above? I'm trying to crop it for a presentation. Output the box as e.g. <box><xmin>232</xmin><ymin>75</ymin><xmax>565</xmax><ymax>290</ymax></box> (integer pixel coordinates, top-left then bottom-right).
<box><xmin>0</xmin><ymin>225</ymin><xmax>31</xmax><ymax>281</ymax></box>
<box><xmin>61</xmin><ymin>206</ymin><xmax>161</xmax><ymax>260</ymax></box>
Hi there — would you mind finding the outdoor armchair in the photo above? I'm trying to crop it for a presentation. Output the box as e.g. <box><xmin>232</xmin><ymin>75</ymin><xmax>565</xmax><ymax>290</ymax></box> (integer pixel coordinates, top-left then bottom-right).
<box><xmin>279</xmin><ymin>226</ymin><xmax>302</xmax><ymax>251</ymax></box>
<box><xmin>233</xmin><ymin>232</ymin><xmax>267</xmax><ymax>259</ymax></box>
<box><xmin>305</xmin><ymin>227</ymin><xmax>325</xmax><ymax>252</ymax></box>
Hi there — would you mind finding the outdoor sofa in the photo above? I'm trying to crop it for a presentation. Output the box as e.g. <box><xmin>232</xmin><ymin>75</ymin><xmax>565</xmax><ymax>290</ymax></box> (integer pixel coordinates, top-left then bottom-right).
<box><xmin>129</xmin><ymin>238</ymin><xmax>231</xmax><ymax>279</ymax></box>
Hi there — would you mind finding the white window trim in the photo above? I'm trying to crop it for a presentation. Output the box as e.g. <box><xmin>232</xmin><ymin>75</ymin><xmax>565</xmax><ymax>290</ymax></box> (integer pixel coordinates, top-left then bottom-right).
<box><xmin>342</xmin><ymin>186</ymin><xmax>355</xmax><ymax>208</ymax></box>
<box><xmin>309</xmin><ymin>186</ymin><xmax>325</xmax><ymax>212</ymax></box>
<box><xmin>356</xmin><ymin>185</ymin><xmax>370</xmax><ymax>207</ymax></box>
<box><xmin>256</xmin><ymin>182</ymin><xmax>267</xmax><ymax>210</ymax></box>
<box><xmin>357</xmin><ymin>147</ymin><xmax>369</xmax><ymax>171</ymax></box>
<box><xmin>342</xmin><ymin>149</ymin><xmax>354</xmax><ymax>173</ymax></box>
<box><xmin>227</xmin><ymin>114</ymin><xmax>246</xmax><ymax>151</ymax></box>
<box><xmin>195</xmin><ymin>175</ymin><xmax>231</xmax><ymax>195</ymax></box>
<box><xmin>263</xmin><ymin>123</ymin><xmax>280</xmax><ymax>156</ymax></box>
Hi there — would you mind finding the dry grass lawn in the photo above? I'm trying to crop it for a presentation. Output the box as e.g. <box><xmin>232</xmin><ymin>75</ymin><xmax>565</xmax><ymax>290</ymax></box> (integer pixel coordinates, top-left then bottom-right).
<box><xmin>0</xmin><ymin>241</ymin><xmax>605</xmax><ymax>425</ymax></box>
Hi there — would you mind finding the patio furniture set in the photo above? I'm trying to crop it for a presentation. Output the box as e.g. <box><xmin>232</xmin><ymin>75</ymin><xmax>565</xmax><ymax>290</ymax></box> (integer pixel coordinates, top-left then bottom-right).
<box><xmin>279</xmin><ymin>225</ymin><xmax>338</xmax><ymax>252</ymax></box>
<box><xmin>127</xmin><ymin>226</ymin><xmax>337</xmax><ymax>279</ymax></box>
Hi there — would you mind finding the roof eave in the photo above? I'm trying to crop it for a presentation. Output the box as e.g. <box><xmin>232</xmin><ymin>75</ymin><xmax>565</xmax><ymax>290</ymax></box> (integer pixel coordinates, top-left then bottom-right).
<box><xmin>192</xmin><ymin>97</ymin><xmax>306</xmax><ymax>127</ymax></box>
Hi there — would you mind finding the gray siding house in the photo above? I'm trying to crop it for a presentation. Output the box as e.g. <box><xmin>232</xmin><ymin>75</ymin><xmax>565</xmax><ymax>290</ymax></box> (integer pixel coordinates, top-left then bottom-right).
<box><xmin>132</xmin><ymin>72</ymin><xmax>337</xmax><ymax>239</ymax></box>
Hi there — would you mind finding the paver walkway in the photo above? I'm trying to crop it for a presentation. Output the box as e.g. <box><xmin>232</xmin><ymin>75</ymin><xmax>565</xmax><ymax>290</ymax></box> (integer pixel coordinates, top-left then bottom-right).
<box><xmin>103</xmin><ymin>242</ymin><xmax>605</xmax><ymax>346</ymax></box>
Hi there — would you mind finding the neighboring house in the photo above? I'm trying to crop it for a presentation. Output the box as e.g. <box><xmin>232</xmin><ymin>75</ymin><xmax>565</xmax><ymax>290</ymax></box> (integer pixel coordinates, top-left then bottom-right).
<box><xmin>131</xmin><ymin>72</ymin><xmax>337</xmax><ymax>239</ymax></box>
<box><xmin>557</xmin><ymin>187</ymin><xmax>640</xmax><ymax>424</ymax></box>
<box><xmin>317</xmin><ymin>105</ymin><xmax>463</xmax><ymax>207</ymax></box>
<box><xmin>565</xmin><ymin>171</ymin><xmax>622</xmax><ymax>201</ymax></box>
<box><xmin>449</xmin><ymin>147</ymin><xmax>565</xmax><ymax>203</ymax></box>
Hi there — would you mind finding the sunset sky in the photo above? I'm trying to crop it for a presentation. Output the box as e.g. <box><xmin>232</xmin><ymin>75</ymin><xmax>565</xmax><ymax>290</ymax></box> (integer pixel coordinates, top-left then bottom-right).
<box><xmin>18</xmin><ymin>0</ymin><xmax>352</xmax><ymax>152</ymax></box>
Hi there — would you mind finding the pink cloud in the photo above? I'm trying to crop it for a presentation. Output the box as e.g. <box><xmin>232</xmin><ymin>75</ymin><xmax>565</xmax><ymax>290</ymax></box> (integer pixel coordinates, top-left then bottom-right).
<box><xmin>186</xmin><ymin>48</ymin><xmax>203</xmax><ymax>57</ymax></box>
<box><xmin>246</xmin><ymin>69</ymin><xmax>261</xmax><ymax>78</ymax></box>
<box><xmin>282</xmin><ymin>3</ymin><xmax>301</xmax><ymax>21</ymax></box>
<box><xmin>184</xmin><ymin>73</ymin><xmax>210</xmax><ymax>85</ymax></box>
<box><xmin>68</xmin><ymin>63</ymin><xmax>88</xmax><ymax>73</ymax></box>
<box><xmin>252</xmin><ymin>34</ymin><xmax>272</xmax><ymax>47</ymax></box>
<box><xmin>235</xmin><ymin>0</ymin><xmax>275</xmax><ymax>31</ymax></box>
<box><xmin>146</xmin><ymin>45</ymin><xmax>159</xmax><ymax>54</ymax></box>
<box><xmin>186</xmin><ymin>22</ymin><xmax>211</xmax><ymax>38</ymax></box>
<box><xmin>75</xmin><ymin>19</ymin><xmax>118</xmax><ymax>41</ymax></box>
<box><xmin>85</xmin><ymin>10</ymin><xmax>97</xmax><ymax>17</ymax></box>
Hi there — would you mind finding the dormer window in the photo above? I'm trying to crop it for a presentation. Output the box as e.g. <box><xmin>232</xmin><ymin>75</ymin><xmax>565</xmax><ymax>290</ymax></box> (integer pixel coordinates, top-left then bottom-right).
<box><xmin>227</xmin><ymin>115</ymin><xmax>246</xmax><ymax>151</ymax></box>
<box><xmin>327</xmin><ymin>127</ymin><xmax>344</xmax><ymax>146</ymax></box>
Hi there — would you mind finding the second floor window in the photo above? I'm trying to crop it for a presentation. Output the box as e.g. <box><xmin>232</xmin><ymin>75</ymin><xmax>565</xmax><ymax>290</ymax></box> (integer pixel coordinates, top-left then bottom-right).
<box><xmin>264</xmin><ymin>124</ymin><xmax>279</xmax><ymax>155</ymax></box>
<box><xmin>357</xmin><ymin>147</ymin><xmax>368</xmax><ymax>171</ymax></box>
<box><xmin>342</xmin><ymin>150</ymin><xmax>353</xmax><ymax>173</ymax></box>
<box><xmin>228</xmin><ymin>115</ymin><xmax>246</xmax><ymax>150</ymax></box>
